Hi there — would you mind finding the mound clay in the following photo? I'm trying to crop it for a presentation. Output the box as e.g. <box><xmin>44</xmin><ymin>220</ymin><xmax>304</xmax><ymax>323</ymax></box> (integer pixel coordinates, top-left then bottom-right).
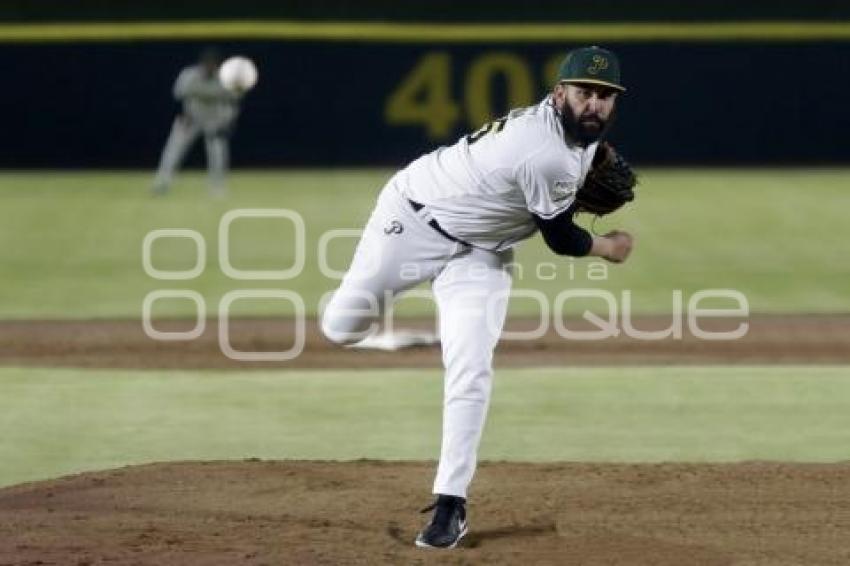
<box><xmin>2</xmin><ymin>460</ymin><xmax>850</xmax><ymax>565</ymax></box>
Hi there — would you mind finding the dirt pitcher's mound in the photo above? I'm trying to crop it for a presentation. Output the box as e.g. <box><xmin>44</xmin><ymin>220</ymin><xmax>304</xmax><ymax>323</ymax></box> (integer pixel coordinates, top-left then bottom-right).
<box><xmin>2</xmin><ymin>461</ymin><xmax>850</xmax><ymax>565</ymax></box>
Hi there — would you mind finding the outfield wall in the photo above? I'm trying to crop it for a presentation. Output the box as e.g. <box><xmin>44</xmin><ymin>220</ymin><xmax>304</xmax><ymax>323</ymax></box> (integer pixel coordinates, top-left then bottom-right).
<box><xmin>3</xmin><ymin>0</ymin><xmax>849</xmax><ymax>23</ymax></box>
<box><xmin>3</xmin><ymin>22</ymin><xmax>849</xmax><ymax>167</ymax></box>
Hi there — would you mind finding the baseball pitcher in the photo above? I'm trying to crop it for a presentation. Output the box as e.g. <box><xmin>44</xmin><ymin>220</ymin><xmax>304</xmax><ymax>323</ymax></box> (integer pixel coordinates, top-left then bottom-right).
<box><xmin>322</xmin><ymin>46</ymin><xmax>637</xmax><ymax>549</ymax></box>
<box><xmin>152</xmin><ymin>49</ymin><xmax>240</xmax><ymax>196</ymax></box>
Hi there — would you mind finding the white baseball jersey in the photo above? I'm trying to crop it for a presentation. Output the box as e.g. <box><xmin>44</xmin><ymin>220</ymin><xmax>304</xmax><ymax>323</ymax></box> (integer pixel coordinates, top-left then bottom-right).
<box><xmin>173</xmin><ymin>65</ymin><xmax>238</xmax><ymax>133</ymax></box>
<box><xmin>395</xmin><ymin>96</ymin><xmax>598</xmax><ymax>251</ymax></box>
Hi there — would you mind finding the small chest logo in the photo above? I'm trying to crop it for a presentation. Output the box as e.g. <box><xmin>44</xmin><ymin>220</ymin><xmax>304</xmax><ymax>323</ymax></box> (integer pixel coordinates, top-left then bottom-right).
<box><xmin>552</xmin><ymin>180</ymin><xmax>578</xmax><ymax>202</ymax></box>
<box><xmin>384</xmin><ymin>220</ymin><xmax>404</xmax><ymax>235</ymax></box>
<box><xmin>587</xmin><ymin>55</ymin><xmax>609</xmax><ymax>75</ymax></box>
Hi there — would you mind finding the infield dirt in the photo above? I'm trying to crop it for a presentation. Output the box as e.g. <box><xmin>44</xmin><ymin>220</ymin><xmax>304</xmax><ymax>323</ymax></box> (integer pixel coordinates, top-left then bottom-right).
<box><xmin>2</xmin><ymin>314</ymin><xmax>849</xmax><ymax>369</ymax></box>
<box><xmin>1</xmin><ymin>460</ymin><xmax>850</xmax><ymax>565</ymax></box>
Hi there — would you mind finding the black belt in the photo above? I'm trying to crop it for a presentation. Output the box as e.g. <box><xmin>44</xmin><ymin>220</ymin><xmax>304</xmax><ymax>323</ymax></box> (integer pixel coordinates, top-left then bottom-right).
<box><xmin>408</xmin><ymin>199</ymin><xmax>469</xmax><ymax>245</ymax></box>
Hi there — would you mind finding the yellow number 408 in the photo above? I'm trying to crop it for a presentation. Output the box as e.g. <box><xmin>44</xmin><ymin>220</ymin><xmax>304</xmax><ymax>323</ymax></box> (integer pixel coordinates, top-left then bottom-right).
<box><xmin>385</xmin><ymin>51</ymin><xmax>562</xmax><ymax>140</ymax></box>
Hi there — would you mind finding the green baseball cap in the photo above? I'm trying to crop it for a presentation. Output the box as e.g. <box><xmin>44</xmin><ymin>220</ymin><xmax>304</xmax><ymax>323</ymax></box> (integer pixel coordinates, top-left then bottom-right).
<box><xmin>557</xmin><ymin>46</ymin><xmax>625</xmax><ymax>92</ymax></box>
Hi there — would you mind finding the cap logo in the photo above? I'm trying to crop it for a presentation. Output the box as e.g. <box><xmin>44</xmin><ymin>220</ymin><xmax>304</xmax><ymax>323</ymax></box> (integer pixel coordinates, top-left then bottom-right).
<box><xmin>587</xmin><ymin>55</ymin><xmax>609</xmax><ymax>75</ymax></box>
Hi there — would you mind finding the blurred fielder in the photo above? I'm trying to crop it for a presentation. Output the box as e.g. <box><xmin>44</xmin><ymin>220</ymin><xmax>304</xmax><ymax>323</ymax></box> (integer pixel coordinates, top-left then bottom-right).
<box><xmin>322</xmin><ymin>46</ymin><xmax>637</xmax><ymax>549</ymax></box>
<box><xmin>152</xmin><ymin>48</ymin><xmax>240</xmax><ymax>196</ymax></box>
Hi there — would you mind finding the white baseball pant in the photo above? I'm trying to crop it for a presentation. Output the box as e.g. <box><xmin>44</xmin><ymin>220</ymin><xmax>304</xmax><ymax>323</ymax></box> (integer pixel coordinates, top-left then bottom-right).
<box><xmin>321</xmin><ymin>178</ymin><xmax>513</xmax><ymax>498</ymax></box>
<box><xmin>153</xmin><ymin>116</ymin><xmax>229</xmax><ymax>194</ymax></box>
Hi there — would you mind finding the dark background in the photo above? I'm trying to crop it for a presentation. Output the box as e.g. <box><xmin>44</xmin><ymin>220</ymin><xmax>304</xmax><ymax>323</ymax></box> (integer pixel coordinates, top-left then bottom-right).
<box><xmin>2</xmin><ymin>0</ymin><xmax>848</xmax><ymax>22</ymax></box>
<box><xmin>1</xmin><ymin>2</ymin><xmax>848</xmax><ymax>167</ymax></box>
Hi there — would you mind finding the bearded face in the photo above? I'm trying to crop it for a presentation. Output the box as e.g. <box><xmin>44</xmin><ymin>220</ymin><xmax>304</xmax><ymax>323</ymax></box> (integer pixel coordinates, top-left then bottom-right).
<box><xmin>561</xmin><ymin>99</ymin><xmax>616</xmax><ymax>145</ymax></box>
<box><xmin>559</xmin><ymin>84</ymin><xmax>618</xmax><ymax>146</ymax></box>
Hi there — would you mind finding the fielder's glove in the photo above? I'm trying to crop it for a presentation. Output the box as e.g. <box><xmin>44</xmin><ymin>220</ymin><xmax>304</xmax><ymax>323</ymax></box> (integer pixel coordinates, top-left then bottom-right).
<box><xmin>575</xmin><ymin>142</ymin><xmax>637</xmax><ymax>216</ymax></box>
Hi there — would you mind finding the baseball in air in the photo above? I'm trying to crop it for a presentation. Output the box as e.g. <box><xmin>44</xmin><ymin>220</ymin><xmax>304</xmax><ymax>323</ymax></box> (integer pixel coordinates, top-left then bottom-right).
<box><xmin>218</xmin><ymin>56</ymin><xmax>258</xmax><ymax>92</ymax></box>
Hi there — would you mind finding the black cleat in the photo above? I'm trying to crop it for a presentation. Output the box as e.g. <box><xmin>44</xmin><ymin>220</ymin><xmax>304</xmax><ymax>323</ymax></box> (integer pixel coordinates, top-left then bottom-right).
<box><xmin>415</xmin><ymin>494</ymin><xmax>468</xmax><ymax>549</ymax></box>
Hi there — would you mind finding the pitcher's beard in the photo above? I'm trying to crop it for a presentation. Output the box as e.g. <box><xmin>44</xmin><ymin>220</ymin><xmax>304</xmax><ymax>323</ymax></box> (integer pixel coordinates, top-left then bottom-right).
<box><xmin>562</xmin><ymin>104</ymin><xmax>616</xmax><ymax>146</ymax></box>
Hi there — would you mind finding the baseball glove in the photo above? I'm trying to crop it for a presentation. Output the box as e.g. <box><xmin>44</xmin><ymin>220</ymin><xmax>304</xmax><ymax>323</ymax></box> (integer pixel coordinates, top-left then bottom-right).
<box><xmin>575</xmin><ymin>143</ymin><xmax>637</xmax><ymax>215</ymax></box>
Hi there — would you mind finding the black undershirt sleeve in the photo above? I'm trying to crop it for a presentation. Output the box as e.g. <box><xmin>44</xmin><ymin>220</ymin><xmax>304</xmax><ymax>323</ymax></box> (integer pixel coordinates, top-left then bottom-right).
<box><xmin>532</xmin><ymin>205</ymin><xmax>593</xmax><ymax>257</ymax></box>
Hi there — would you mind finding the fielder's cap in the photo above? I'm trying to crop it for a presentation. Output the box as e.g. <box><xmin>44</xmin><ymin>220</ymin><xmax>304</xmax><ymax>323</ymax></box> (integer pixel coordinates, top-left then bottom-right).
<box><xmin>557</xmin><ymin>46</ymin><xmax>625</xmax><ymax>92</ymax></box>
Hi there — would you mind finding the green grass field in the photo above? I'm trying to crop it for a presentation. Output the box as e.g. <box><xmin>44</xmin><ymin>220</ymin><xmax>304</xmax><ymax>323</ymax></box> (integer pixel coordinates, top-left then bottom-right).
<box><xmin>1</xmin><ymin>169</ymin><xmax>849</xmax><ymax>489</ymax></box>
<box><xmin>0</xmin><ymin>168</ymin><xmax>848</xmax><ymax>318</ymax></box>
<box><xmin>2</xmin><ymin>366</ymin><xmax>849</xmax><ymax>488</ymax></box>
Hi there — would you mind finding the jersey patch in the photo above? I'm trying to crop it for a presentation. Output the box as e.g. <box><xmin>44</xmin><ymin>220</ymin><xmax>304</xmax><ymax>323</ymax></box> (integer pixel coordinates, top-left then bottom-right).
<box><xmin>552</xmin><ymin>180</ymin><xmax>578</xmax><ymax>202</ymax></box>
